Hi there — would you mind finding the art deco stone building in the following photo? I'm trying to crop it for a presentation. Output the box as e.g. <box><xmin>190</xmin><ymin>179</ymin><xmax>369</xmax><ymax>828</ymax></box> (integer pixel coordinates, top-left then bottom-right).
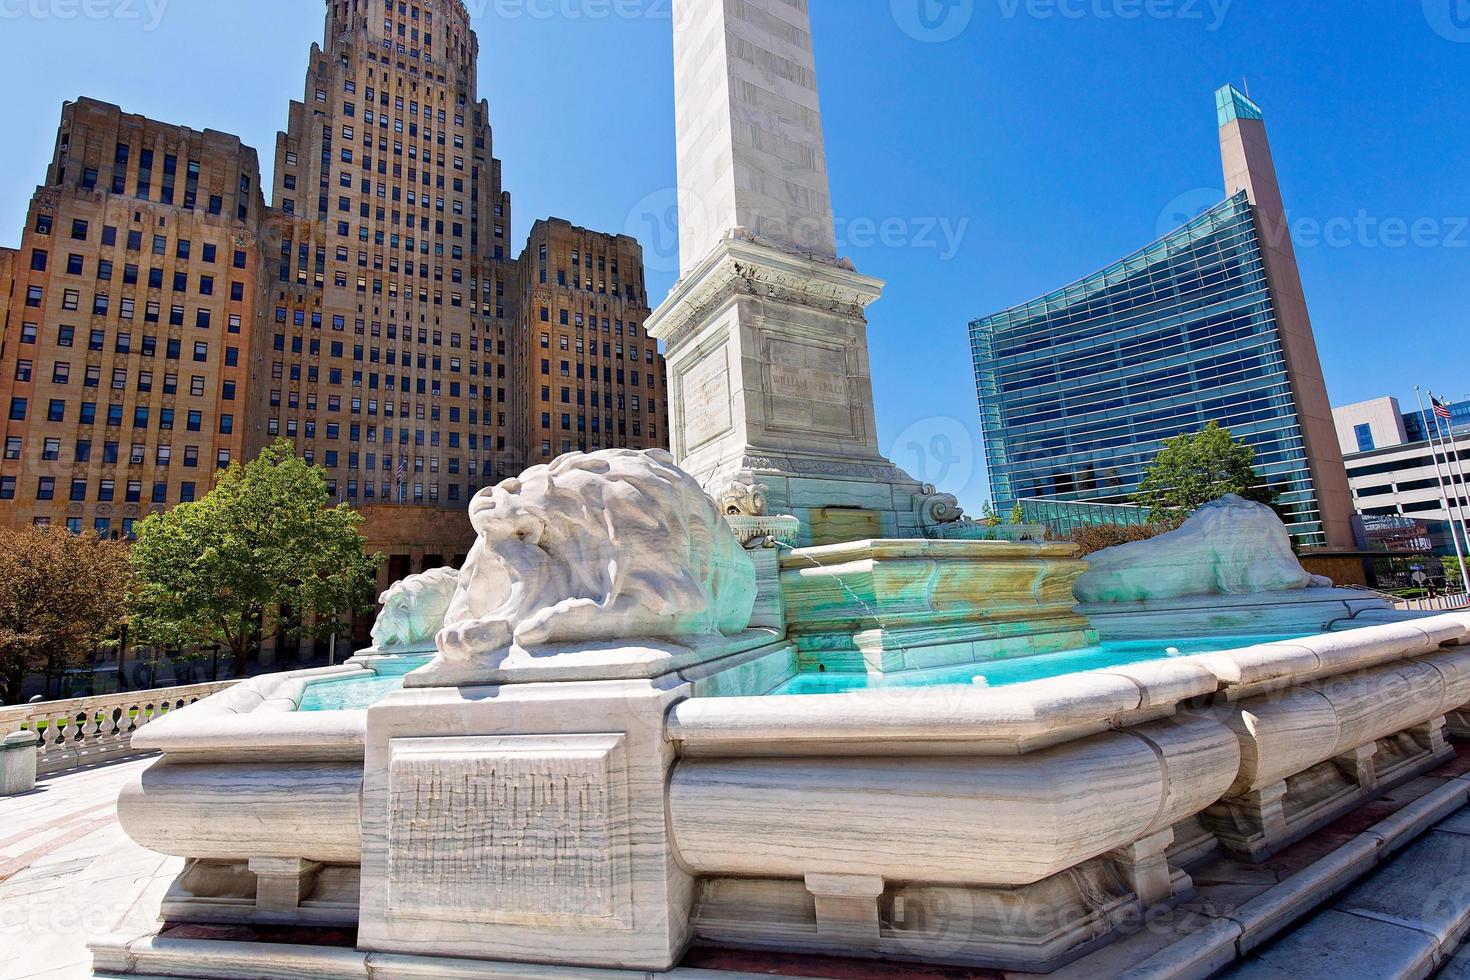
<box><xmin>0</xmin><ymin>99</ymin><xmax>267</xmax><ymax>536</ymax></box>
<box><xmin>513</xmin><ymin>218</ymin><xmax>667</xmax><ymax>465</ymax></box>
<box><xmin>256</xmin><ymin>0</ymin><xmax>518</xmax><ymax>517</ymax></box>
<box><xmin>0</xmin><ymin>0</ymin><xmax>668</xmax><ymax>588</ymax></box>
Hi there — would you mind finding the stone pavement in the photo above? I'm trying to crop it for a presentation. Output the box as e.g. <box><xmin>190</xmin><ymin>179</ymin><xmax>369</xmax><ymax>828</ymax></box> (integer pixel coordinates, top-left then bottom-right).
<box><xmin>0</xmin><ymin>758</ymin><xmax>176</xmax><ymax>980</ymax></box>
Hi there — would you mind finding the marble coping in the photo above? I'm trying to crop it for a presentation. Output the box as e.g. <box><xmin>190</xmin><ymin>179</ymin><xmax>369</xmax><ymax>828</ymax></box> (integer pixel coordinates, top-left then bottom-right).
<box><xmin>778</xmin><ymin>537</ymin><xmax>1082</xmax><ymax>570</ymax></box>
<box><xmin>129</xmin><ymin>662</ymin><xmax>376</xmax><ymax>764</ymax></box>
<box><xmin>126</xmin><ymin>615</ymin><xmax>1470</xmax><ymax>766</ymax></box>
<box><xmin>668</xmin><ymin>614</ymin><xmax>1470</xmax><ymax>758</ymax></box>
<box><xmin>125</xmin><ymin>639</ymin><xmax>799</xmax><ymax>767</ymax></box>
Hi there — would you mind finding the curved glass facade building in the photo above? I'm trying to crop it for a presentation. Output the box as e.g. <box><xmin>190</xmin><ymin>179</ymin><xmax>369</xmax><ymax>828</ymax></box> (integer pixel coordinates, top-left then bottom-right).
<box><xmin>972</xmin><ymin>192</ymin><xmax>1325</xmax><ymax>540</ymax></box>
<box><xmin>970</xmin><ymin>86</ymin><xmax>1355</xmax><ymax>549</ymax></box>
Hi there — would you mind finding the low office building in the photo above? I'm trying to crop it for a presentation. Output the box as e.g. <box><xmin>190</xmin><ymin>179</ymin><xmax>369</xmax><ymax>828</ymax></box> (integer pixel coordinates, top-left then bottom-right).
<box><xmin>971</xmin><ymin>86</ymin><xmax>1353</xmax><ymax>548</ymax></box>
<box><xmin>1335</xmin><ymin>395</ymin><xmax>1470</xmax><ymax>558</ymax></box>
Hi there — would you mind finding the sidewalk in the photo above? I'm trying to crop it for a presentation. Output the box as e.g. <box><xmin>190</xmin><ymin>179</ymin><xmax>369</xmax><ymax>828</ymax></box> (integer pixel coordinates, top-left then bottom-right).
<box><xmin>0</xmin><ymin>758</ymin><xmax>175</xmax><ymax>980</ymax></box>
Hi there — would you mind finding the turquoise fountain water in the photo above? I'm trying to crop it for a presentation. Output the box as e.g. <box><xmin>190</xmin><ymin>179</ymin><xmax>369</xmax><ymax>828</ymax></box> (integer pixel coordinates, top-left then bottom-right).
<box><xmin>765</xmin><ymin>633</ymin><xmax>1301</xmax><ymax>696</ymax></box>
<box><xmin>291</xmin><ymin>635</ymin><xmax>1304</xmax><ymax>711</ymax></box>
<box><xmin>297</xmin><ymin>655</ymin><xmax>432</xmax><ymax>712</ymax></box>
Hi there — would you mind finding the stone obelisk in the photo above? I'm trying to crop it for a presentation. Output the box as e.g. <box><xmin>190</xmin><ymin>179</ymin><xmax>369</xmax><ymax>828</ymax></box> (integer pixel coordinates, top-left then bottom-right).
<box><xmin>649</xmin><ymin>0</ymin><xmax>951</xmax><ymax>546</ymax></box>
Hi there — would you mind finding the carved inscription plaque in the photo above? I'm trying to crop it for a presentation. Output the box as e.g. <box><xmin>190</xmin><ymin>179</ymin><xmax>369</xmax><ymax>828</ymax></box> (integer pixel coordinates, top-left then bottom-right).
<box><xmin>385</xmin><ymin>734</ymin><xmax>629</xmax><ymax>926</ymax></box>
<box><xmin>768</xmin><ymin>363</ymin><xmax>847</xmax><ymax>402</ymax></box>
<box><xmin>681</xmin><ymin>346</ymin><xmax>733</xmax><ymax>449</ymax></box>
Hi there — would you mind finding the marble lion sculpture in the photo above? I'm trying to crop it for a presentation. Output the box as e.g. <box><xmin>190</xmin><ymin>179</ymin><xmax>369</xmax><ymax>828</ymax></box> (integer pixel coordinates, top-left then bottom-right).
<box><xmin>369</xmin><ymin>567</ymin><xmax>461</xmax><ymax>652</ymax></box>
<box><xmin>1074</xmin><ymin>494</ymin><xmax>1333</xmax><ymax>603</ymax></box>
<box><xmin>434</xmin><ymin>449</ymin><xmax>757</xmax><ymax>667</ymax></box>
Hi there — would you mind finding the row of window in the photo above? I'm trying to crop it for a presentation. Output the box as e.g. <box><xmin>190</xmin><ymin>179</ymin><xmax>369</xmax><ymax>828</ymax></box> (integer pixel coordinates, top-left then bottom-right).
<box><xmin>13</xmin><ymin>361</ymin><xmax>234</xmax><ymax>400</ymax></box>
<box><xmin>539</xmin><ymin>413</ymin><xmax>654</xmax><ymax>436</ymax></box>
<box><xmin>0</xmin><ymin>476</ymin><xmax>201</xmax><ymax>504</ymax></box>
<box><xmin>14</xmin><ymin>324</ymin><xmax>241</xmax><ymax>358</ymax></box>
<box><xmin>8</xmin><ymin>398</ymin><xmax>233</xmax><ymax>433</ymax></box>
<box><xmin>3</xmin><ymin>438</ymin><xmax>227</xmax><ymax>469</ymax></box>
<box><xmin>36</xmin><ymin>218</ymin><xmax>249</xmax><ymax>264</ymax></box>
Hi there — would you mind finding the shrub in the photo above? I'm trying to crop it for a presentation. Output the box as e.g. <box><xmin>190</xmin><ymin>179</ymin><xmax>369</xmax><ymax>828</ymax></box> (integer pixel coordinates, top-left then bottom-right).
<box><xmin>1070</xmin><ymin>519</ymin><xmax>1181</xmax><ymax>558</ymax></box>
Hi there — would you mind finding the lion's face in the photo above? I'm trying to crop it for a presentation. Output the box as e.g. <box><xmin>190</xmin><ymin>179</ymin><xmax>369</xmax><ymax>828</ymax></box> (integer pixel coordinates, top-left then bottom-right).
<box><xmin>370</xmin><ymin>567</ymin><xmax>460</xmax><ymax>650</ymax></box>
<box><xmin>434</xmin><ymin>449</ymin><xmax>756</xmax><ymax>665</ymax></box>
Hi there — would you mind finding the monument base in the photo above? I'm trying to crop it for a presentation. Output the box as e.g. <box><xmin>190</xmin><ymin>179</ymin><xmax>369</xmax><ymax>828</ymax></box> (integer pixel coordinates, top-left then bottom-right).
<box><xmin>649</xmin><ymin>234</ymin><xmax>961</xmax><ymax>548</ymax></box>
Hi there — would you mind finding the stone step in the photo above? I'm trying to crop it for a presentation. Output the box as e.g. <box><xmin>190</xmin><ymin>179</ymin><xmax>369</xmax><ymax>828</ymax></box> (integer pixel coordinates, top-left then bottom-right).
<box><xmin>1218</xmin><ymin>807</ymin><xmax>1470</xmax><ymax>979</ymax></box>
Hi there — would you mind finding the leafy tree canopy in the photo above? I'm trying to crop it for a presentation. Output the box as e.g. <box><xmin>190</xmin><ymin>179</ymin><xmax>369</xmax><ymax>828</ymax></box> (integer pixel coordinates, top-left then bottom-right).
<box><xmin>1132</xmin><ymin>421</ymin><xmax>1277</xmax><ymax>519</ymax></box>
<box><xmin>130</xmin><ymin>440</ymin><xmax>381</xmax><ymax>674</ymax></box>
<box><xmin>0</xmin><ymin>527</ymin><xmax>133</xmax><ymax>704</ymax></box>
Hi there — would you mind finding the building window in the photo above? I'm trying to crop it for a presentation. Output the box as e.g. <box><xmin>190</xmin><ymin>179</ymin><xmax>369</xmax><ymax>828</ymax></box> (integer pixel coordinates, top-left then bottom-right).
<box><xmin>1354</xmin><ymin>423</ymin><xmax>1375</xmax><ymax>454</ymax></box>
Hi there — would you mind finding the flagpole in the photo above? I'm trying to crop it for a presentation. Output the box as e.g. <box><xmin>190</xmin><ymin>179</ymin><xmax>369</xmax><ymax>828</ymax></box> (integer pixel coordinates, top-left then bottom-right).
<box><xmin>1416</xmin><ymin>387</ymin><xmax>1469</xmax><ymax>590</ymax></box>
<box><xmin>1431</xmin><ymin>392</ymin><xmax>1470</xmax><ymax>598</ymax></box>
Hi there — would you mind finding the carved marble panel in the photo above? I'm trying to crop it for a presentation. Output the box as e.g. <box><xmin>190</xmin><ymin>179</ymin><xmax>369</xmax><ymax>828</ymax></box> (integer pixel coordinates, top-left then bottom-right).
<box><xmin>682</xmin><ymin>346</ymin><xmax>733</xmax><ymax>450</ymax></box>
<box><xmin>384</xmin><ymin>734</ymin><xmax>631</xmax><ymax>928</ymax></box>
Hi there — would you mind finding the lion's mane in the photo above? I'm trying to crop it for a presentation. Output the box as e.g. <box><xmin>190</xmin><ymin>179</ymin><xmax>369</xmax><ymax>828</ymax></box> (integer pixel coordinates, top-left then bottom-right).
<box><xmin>436</xmin><ymin>449</ymin><xmax>756</xmax><ymax>665</ymax></box>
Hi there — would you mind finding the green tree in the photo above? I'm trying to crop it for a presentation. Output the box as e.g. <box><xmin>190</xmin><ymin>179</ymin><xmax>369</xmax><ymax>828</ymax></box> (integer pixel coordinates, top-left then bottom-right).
<box><xmin>1444</xmin><ymin>557</ymin><xmax>1465</xmax><ymax>593</ymax></box>
<box><xmin>1008</xmin><ymin>502</ymin><xmax>1026</xmax><ymax>526</ymax></box>
<box><xmin>130</xmin><ymin>440</ymin><xmax>381</xmax><ymax>676</ymax></box>
<box><xmin>0</xmin><ymin>527</ymin><xmax>135</xmax><ymax>704</ymax></box>
<box><xmin>1132</xmin><ymin>421</ymin><xmax>1277</xmax><ymax>519</ymax></box>
<box><xmin>981</xmin><ymin>500</ymin><xmax>1001</xmax><ymax>528</ymax></box>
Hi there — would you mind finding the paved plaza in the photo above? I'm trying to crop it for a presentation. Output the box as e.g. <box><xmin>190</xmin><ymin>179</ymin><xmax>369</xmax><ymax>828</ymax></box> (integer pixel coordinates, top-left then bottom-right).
<box><xmin>0</xmin><ymin>758</ymin><xmax>176</xmax><ymax>980</ymax></box>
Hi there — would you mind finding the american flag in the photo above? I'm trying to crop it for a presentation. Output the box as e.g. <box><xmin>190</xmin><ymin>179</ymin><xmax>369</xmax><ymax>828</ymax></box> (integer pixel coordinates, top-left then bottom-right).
<box><xmin>396</xmin><ymin>457</ymin><xmax>407</xmax><ymax>480</ymax></box>
<box><xmin>1434</xmin><ymin>397</ymin><xmax>1454</xmax><ymax>422</ymax></box>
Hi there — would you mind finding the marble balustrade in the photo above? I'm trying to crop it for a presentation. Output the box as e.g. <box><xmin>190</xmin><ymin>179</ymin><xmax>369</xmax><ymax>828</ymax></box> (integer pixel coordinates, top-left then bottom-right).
<box><xmin>0</xmin><ymin>679</ymin><xmax>237</xmax><ymax>775</ymax></box>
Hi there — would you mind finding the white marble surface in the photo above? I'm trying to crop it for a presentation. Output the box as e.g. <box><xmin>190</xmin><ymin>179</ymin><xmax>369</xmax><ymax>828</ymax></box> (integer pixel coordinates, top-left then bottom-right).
<box><xmin>358</xmin><ymin>678</ymin><xmax>697</xmax><ymax>971</ymax></box>
<box><xmin>0</xmin><ymin>757</ymin><xmax>178</xmax><ymax>980</ymax></box>
<box><xmin>421</xmin><ymin>449</ymin><xmax>756</xmax><ymax>687</ymax></box>
<box><xmin>653</xmin><ymin>0</ymin><xmax>946</xmax><ymax>542</ymax></box>
<box><xmin>1081</xmin><ymin>587</ymin><xmax>1396</xmax><ymax>642</ymax></box>
<box><xmin>1076</xmin><ymin>495</ymin><xmax>1332</xmax><ymax>603</ymax></box>
<box><xmin>671</xmin><ymin>0</ymin><xmax>836</xmax><ymax>273</ymax></box>
<box><xmin>0</xmin><ymin>731</ymin><xmax>39</xmax><ymax>796</ymax></box>
<box><xmin>370</xmin><ymin>567</ymin><xmax>459</xmax><ymax>654</ymax></box>
<box><xmin>669</xmin><ymin>714</ymin><xmax>1237</xmax><ymax>887</ymax></box>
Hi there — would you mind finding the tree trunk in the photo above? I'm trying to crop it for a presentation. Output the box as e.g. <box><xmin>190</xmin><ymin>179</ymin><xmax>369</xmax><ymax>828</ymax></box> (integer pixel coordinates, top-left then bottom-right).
<box><xmin>230</xmin><ymin>638</ymin><xmax>250</xmax><ymax>679</ymax></box>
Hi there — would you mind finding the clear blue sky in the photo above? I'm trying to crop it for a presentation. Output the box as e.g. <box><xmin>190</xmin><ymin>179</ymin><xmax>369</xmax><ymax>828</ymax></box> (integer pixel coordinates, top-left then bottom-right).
<box><xmin>0</xmin><ymin>1</ymin><xmax>1464</xmax><ymax>511</ymax></box>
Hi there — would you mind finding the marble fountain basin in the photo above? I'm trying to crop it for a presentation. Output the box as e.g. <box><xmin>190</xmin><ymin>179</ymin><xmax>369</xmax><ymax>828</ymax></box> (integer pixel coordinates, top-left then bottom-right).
<box><xmin>113</xmin><ymin>613</ymin><xmax>1470</xmax><ymax>972</ymax></box>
